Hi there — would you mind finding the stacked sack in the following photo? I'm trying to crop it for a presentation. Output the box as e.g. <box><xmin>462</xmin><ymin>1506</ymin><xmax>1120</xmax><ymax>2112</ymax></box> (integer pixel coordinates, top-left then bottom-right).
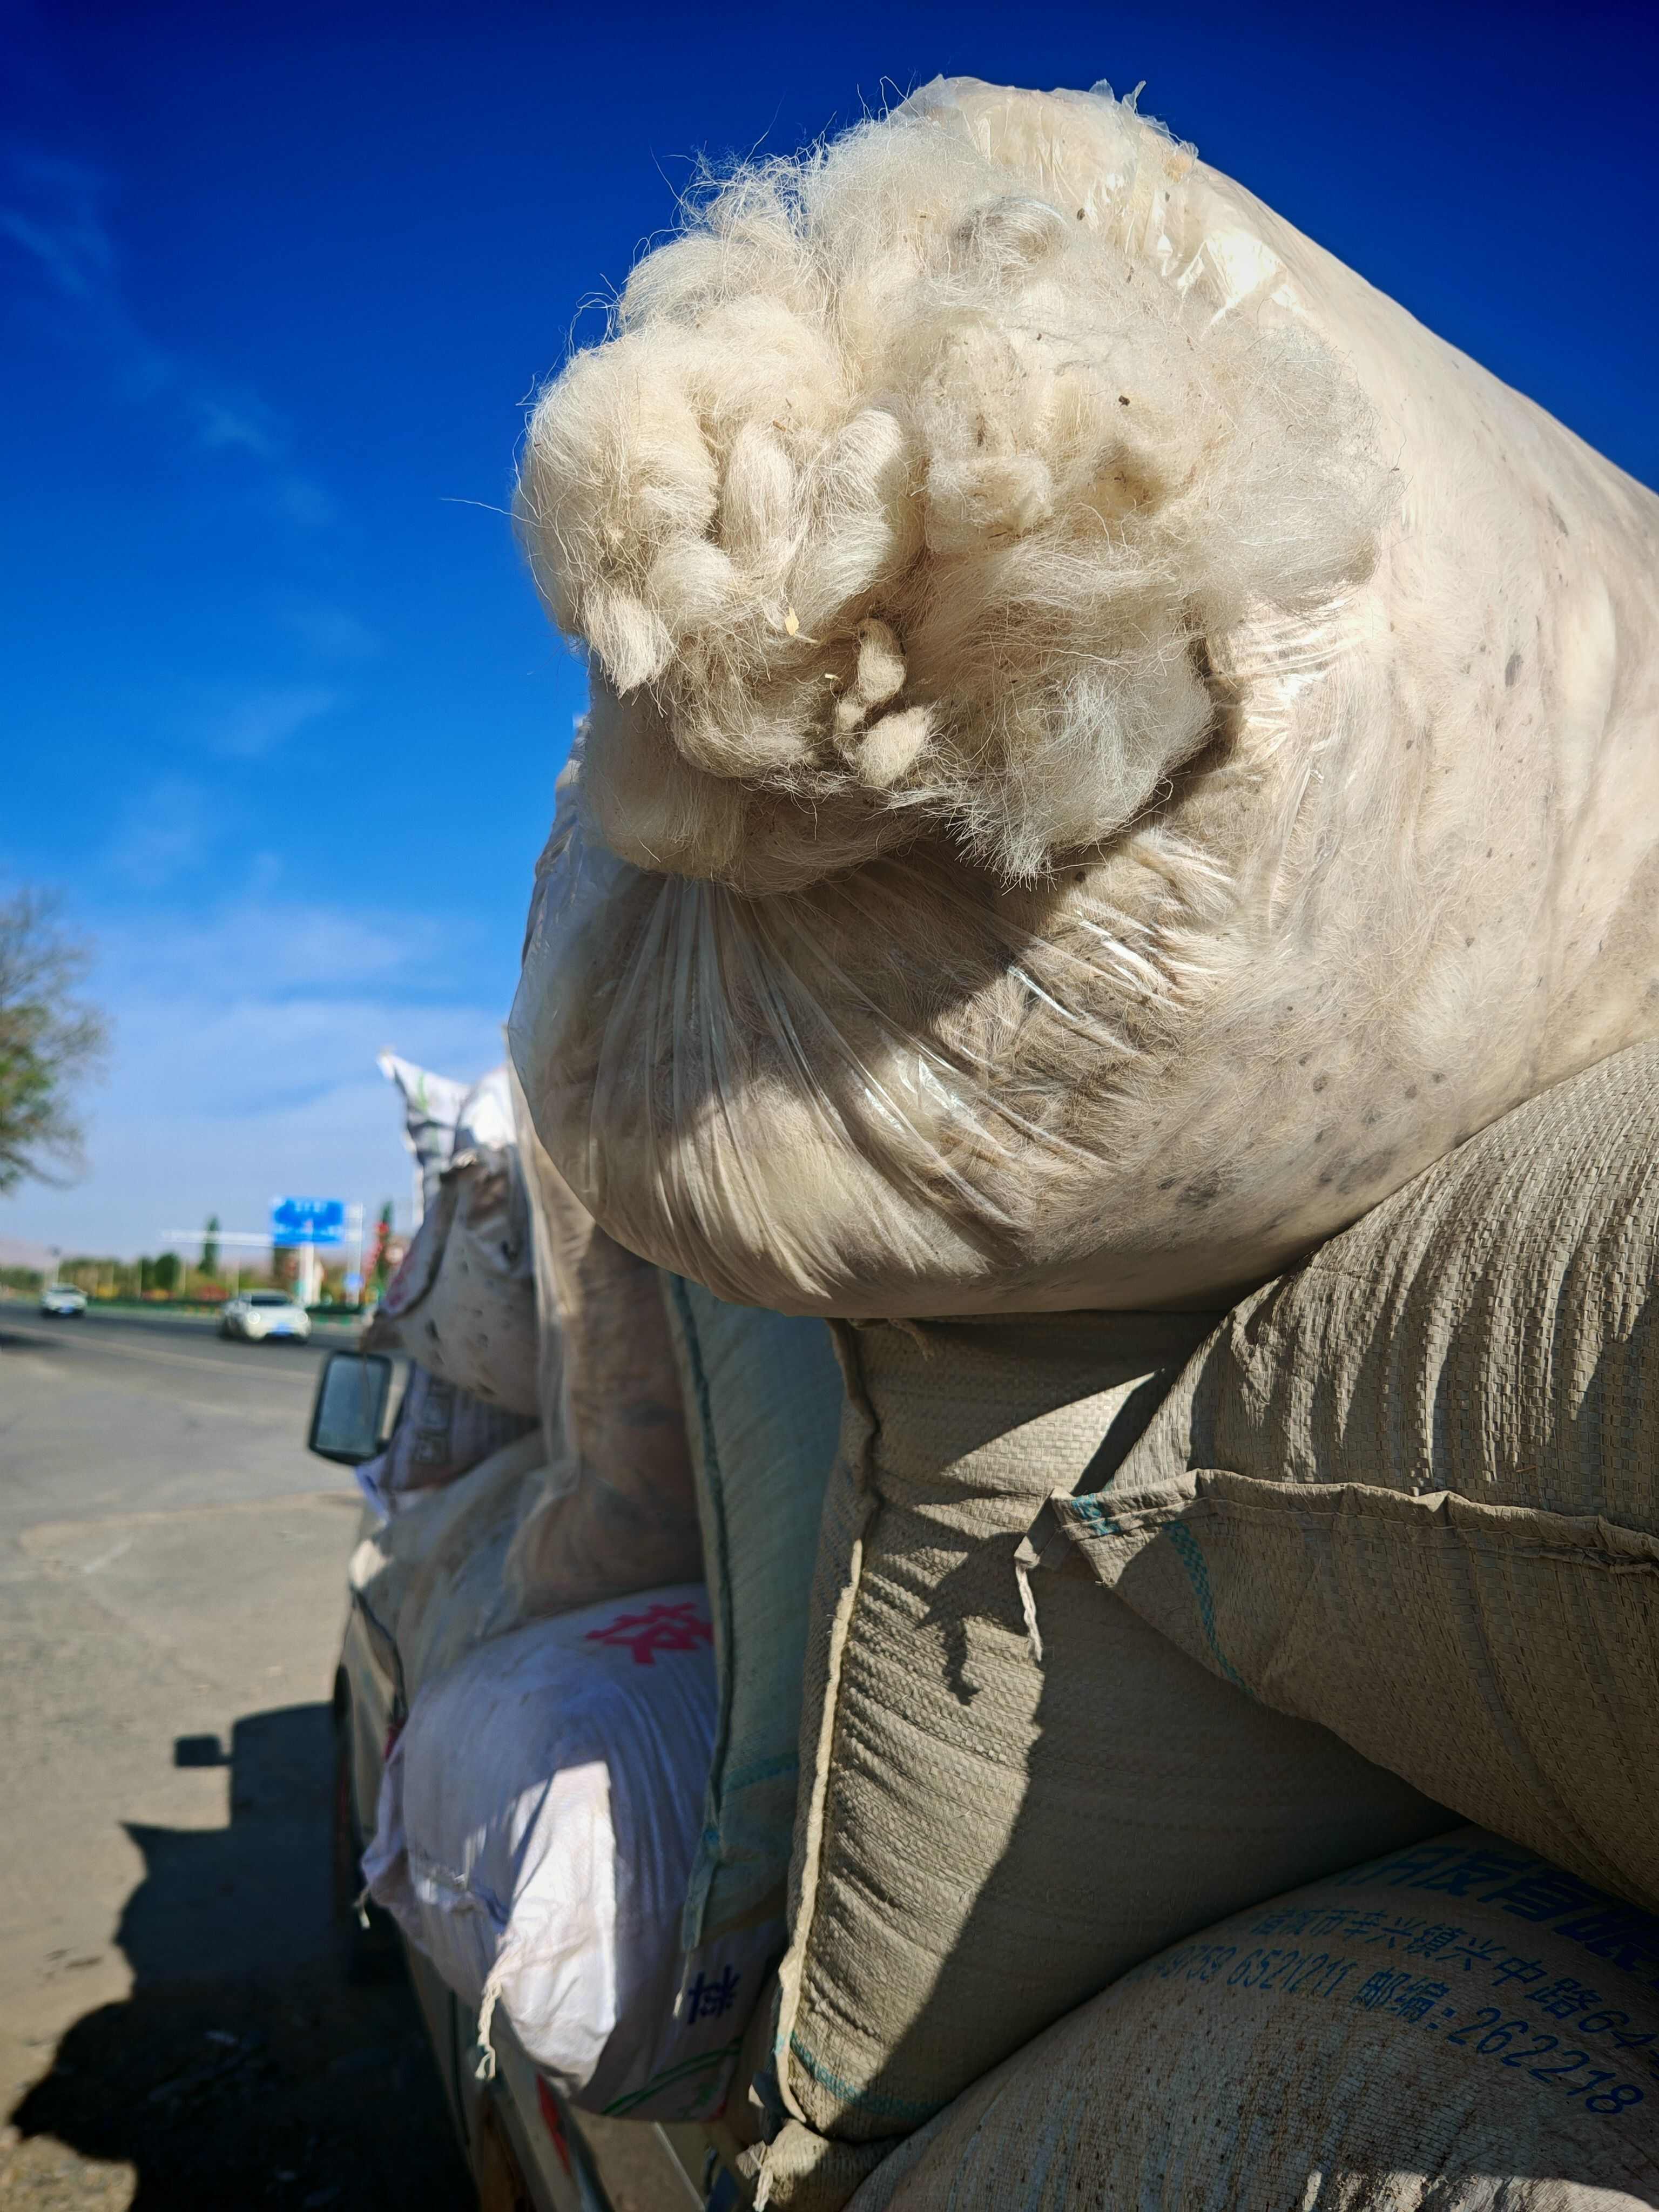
<box><xmin>361</xmin><ymin>1049</ymin><xmax>854</xmax><ymax>2123</ymax></box>
<box><xmin>507</xmin><ymin>72</ymin><xmax>1659</xmax><ymax>2212</ymax></box>
<box><xmin>662</xmin><ymin>1278</ymin><xmax>845</xmax><ymax>2056</ymax></box>
<box><xmin>359</xmin><ymin>1062</ymin><xmax>540</xmax><ymax>1513</ymax></box>
<box><xmin>504</xmin><ymin>1060</ymin><xmax>704</xmax><ymax>1612</ymax></box>
<box><xmin>510</xmin><ymin>77</ymin><xmax>1659</xmax><ymax>1321</ymax></box>
<box><xmin>853</xmin><ymin>1830</ymin><xmax>1659</xmax><ymax>2211</ymax></box>
<box><xmin>365</xmin><ymin>1584</ymin><xmax>739</xmax><ymax>2117</ymax></box>
<box><xmin>378</xmin><ymin>1050</ymin><xmax>474</xmax><ymax>1218</ymax></box>
<box><xmin>734</xmin><ymin>1314</ymin><xmax>1449</xmax><ymax>2206</ymax></box>
<box><xmin>1019</xmin><ymin>1041</ymin><xmax>1659</xmax><ymax>1919</ymax></box>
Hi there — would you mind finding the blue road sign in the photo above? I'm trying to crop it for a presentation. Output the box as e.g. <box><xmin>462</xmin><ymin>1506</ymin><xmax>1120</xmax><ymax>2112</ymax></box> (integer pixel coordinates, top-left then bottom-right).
<box><xmin>271</xmin><ymin>1196</ymin><xmax>346</xmax><ymax>1248</ymax></box>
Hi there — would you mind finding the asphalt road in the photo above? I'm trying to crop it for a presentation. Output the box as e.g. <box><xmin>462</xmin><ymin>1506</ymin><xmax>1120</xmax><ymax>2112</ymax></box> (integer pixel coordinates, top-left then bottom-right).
<box><xmin>0</xmin><ymin>1298</ymin><xmax>473</xmax><ymax>2210</ymax></box>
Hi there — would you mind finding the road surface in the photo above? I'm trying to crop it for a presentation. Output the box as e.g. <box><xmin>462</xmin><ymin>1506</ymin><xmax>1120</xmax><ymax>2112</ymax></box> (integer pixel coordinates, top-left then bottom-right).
<box><xmin>0</xmin><ymin>1298</ymin><xmax>473</xmax><ymax>2210</ymax></box>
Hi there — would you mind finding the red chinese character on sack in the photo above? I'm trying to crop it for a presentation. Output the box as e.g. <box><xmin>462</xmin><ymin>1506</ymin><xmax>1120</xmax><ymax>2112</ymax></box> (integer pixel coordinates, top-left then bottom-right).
<box><xmin>585</xmin><ymin>1600</ymin><xmax>713</xmax><ymax>1665</ymax></box>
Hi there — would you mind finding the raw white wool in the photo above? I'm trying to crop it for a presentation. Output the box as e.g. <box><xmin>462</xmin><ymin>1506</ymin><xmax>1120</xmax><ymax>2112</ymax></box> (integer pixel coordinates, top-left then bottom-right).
<box><xmin>510</xmin><ymin>79</ymin><xmax>1659</xmax><ymax>1318</ymax></box>
<box><xmin>516</xmin><ymin>82</ymin><xmax>1390</xmax><ymax>892</ymax></box>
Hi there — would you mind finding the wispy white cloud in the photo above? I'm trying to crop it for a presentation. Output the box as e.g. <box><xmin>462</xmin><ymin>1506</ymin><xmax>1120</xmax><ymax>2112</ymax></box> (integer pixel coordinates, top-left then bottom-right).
<box><xmin>0</xmin><ymin>150</ymin><xmax>112</xmax><ymax>302</ymax></box>
<box><xmin>1</xmin><ymin>140</ymin><xmax>334</xmax><ymax>530</ymax></box>
<box><xmin>198</xmin><ymin>682</ymin><xmax>343</xmax><ymax>761</ymax></box>
<box><xmin>193</xmin><ymin>396</ymin><xmax>283</xmax><ymax>460</ymax></box>
<box><xmin>266</xmin><ymin>477</ymin><xmax>336</xmax><ymax>529</ymax></box>
<box><xmin>122</xmin><ymin>898</ymin><xmax>449</xmax><ymax>1004</ymax></box>
<box><xmin>273</xmin><ymin>597</ymin><xmax>382</xmax><ymax>664</ymax></box>
<box><xmin>1</xmin><ymin>895</ymin><xmax>512</xmax><ymax>1253</ymax></box>
<box><xmin>107</xmin><ymin>777</ymin><xmax>219</xmax><ymax>887</ymax></box>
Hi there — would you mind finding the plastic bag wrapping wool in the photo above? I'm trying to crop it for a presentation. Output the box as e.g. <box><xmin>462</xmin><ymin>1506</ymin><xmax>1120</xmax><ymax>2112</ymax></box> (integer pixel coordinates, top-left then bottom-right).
<box><xmin>347</xmin><ymin>1429</ymin><xmax>547</xmax><ymax>1712</ymax></box>
<box><xmin>509</xmin><ymin>77</ymin><xmax>1659</xmax><ymax>1318</ymax></box>
<box><xmin>453</xmin><ymin>1063</ymin><xmax>517</xmax><ymax>1155</ymax></box>
<box><xmin>363</xmin><ymin>1145</ymin><xmax>540</xmax><ymax>1417</ymax></box>
<box><xmin>354</xmin><ymin>1361</ymin><xmax>537</xmax><ymax>1515</ymax></box>
<box><xmin>363</xmin><ymin>1589</ymin><xmax>778</xmax><ymax>2122</ymax></box>
<box><xmin>743</xmin><ymin>1311</ymin><xmax>1451</xmax><ymax>2211</ymax></box>
<box><xmin>1020</xmin><ymin>1037</ymin><xmax>1659</xmax><ymax>1920</ymax></box>
<box><xmin>848</xmin><ymin>1827</ymin><xmax>1659</xmax><ymax>2212</ymax></box>
<box><xmin>504</xmin><ymin>1061</ymin><xmax>703</xmax><ymax>1617</ymax></box>
<box><xmin>660</xmin><ymin>1277</ymin><xmax>842</xmax><ymax>1951</ymax></box>
<box><xmin>345</xmin><ymin>1430</ymin><xmax>547</xmax><ymax>1829</ymax></box>
<box><xmin>378</xmin><ymin>1052</ymin><xmax>470</xmax><ymax>1219</ymax></box>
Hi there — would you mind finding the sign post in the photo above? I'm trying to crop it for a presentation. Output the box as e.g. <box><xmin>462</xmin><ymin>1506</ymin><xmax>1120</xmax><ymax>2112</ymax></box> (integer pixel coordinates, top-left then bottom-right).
<box><xmin>345</xmin><ymin>1203</ymin><xmax>365</xmax><ymax>1307</ymax></box>
<box><xmin>271</xmin><ymin>1199</ymin><xmax>347</xmax><ymax>1310</ymax></box>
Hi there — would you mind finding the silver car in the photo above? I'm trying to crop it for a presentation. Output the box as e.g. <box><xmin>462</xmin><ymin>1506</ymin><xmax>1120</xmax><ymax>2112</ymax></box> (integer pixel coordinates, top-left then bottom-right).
<box><xmin>39</xmin><ymin>1283</ymin><xmax>89</xmax><ymax>1317</ymax></box>
<box><xmin>220</xmin><ymin>1289</ymin><xmax>313</xmax><ymax>1342</ymax></box>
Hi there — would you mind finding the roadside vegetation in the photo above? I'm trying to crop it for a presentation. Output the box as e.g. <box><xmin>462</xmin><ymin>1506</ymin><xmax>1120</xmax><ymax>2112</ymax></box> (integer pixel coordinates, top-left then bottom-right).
<box><xmin>0</xmin><ymin>888</ymin><xmax>107</xmax><ymax>1197</ymax></box>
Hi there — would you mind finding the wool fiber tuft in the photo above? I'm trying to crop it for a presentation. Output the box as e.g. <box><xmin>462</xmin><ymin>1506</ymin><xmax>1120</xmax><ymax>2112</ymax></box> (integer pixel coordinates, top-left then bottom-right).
<box><xmin>510</xmin><ymin>79</ymin><xmax>1659</xmax><ymax>1320</ymax></box>
<box><xmin>517</xmin><ymin>83</ymin><xmax>1391</xmax><ymax>890</ymax></box>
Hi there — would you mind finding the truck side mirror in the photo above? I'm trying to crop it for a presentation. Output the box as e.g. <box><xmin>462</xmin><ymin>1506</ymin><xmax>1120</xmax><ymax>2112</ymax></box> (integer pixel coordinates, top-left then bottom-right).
<box><xmin>308</xmin><ymin>1349</ymin><xmax>395</xmax><ymax>1465</ymax></box>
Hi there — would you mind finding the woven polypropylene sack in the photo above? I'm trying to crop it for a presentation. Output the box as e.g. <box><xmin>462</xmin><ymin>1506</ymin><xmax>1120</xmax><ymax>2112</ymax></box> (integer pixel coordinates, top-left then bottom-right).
<box><xmin>355</xmin><ymin>1361</ymin><xmax>536</xmax><ymax>1509</ymax></box>
<box><xmin>509</xmin><ymin>77</ymin><xmax>1659</xmax><ymax>1321</ymax></box>
<box><xmin>1028</xmin><ymin>1040</ymin><xmax>1659</xmax><ymax>1916</ymax></box>
<box><xmin>851</xmin><ymin>1827</ymin><xmax>1659</xmax><ymax>2212</ymax></box>
<box><xmin>663</xmin><ymin>1277</ymin><xmax>843</xmax><ymax>1953</ymax></box>
<box><xmin>751</xmin><ymin>1313</ymin><xmax>1451</xmax><ymax>2209</ymax></box>
<box><xmin>505</xmin><ymin>1064</ymin><xmax>703</xmax><ymax>1615</ymax></box>
<box><xmin>364</xmin><ymin>1147</ymin><xmax>540</xmax><ymax>1416</ymax></box>
<box><xmin>347</xmin><ymin>1429</ymin><xmax>546</xmax><ymax>1711</ymax></box>
<box><xmin>365</xmin><ymin>1588</ymin><xmax>777</xmax><ymax>2123</ymax></box>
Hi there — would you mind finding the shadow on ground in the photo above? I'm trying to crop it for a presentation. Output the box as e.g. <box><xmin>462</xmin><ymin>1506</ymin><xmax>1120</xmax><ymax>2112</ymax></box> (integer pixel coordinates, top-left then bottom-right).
<box><xmin>4</xmin><ymin>1705</ymin><xmax>475</xmax><ymax>2211</ymax></box>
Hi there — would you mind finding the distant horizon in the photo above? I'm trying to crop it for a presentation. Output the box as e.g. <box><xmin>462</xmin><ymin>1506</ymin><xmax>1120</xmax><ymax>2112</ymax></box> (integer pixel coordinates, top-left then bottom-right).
<box><xmin>0</xmin><ymin>1037</ymin><xmax>466</xmax><ymax>1260</ymax></box>
<box><xmin>6</xmin><ymin>0</ymin><xmax>1656</xmax><ymax>1253</ymax></box>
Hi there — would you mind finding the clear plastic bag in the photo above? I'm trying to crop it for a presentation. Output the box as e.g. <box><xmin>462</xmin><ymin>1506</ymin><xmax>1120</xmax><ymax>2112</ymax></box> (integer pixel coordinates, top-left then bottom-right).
<box><xmin>510</xmin><ymin>79</ymin><xmax>1659</xmax><ymax>1318</ymax></box>
<box><xmin>363</xmin><ymin>1145</ymin><xmax>541</xmax><ymax>1414</ymax></box>
<box><xmin>377</xmin><ymin>1051</ymin><xmax>470</xmax><ymax>1220</ymax></box>
<box><xmin>505</xmin><ymin>1058</ymin><xmax>702</xmax><ymax>1614</ymax></box>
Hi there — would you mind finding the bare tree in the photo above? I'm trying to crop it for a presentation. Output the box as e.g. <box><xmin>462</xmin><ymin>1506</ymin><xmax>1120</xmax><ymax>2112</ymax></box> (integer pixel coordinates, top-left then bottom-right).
<box><xmin>0</xmin><ymin>890</ymin><xmax>110</xmax><ymax>1195</ymax></box>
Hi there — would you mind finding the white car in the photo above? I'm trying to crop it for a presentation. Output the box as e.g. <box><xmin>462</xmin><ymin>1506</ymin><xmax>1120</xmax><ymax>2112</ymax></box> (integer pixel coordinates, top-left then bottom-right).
<box><xmin>220</xmin><ymin>1290</ymin><xmax>312</xmax><ymax>1343</ymax></box>
<box><xmin>39</xmin><ymin>1283</ymin><xmax>89</xmax><ymax>1317</ymax></box>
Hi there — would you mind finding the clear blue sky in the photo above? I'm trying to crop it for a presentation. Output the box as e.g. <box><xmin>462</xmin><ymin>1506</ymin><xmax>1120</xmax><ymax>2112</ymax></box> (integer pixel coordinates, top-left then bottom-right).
<box><xmin>3</xmin><ymin>0</ymin><xmax>1655</xmax><ymax>1257</ymax></box>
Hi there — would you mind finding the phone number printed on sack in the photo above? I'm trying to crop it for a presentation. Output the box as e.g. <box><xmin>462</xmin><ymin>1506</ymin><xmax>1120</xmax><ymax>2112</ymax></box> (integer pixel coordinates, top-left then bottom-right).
<box><xmin>1132</xmin><ymin>1910</ymin><xmax>1652</xmax><ymax>2120</ymax></box>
